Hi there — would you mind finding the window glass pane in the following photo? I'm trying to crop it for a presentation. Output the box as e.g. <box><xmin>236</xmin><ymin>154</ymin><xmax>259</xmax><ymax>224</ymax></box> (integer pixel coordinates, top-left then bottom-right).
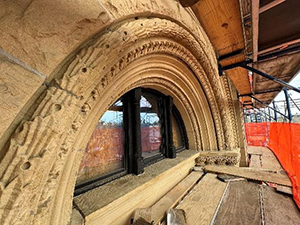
<box><xmin>172</xmin><ymin>113</ymin><xmax>183</xmax><ymax>149</ymax></box>
<box><xmin>77</xmin><ymin>100</ymin><xmax>125</xmax><ymax>185</ymax></box>
<box><xmin>140</xmin><ymin>92</ymin><xmax>162</xmax><ymax>159</ymax></box>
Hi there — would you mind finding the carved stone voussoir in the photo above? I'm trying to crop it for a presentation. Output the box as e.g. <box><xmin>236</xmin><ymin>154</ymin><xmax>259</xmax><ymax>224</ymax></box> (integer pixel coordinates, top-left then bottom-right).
<box><xmin>195</xmin><ymin>150</ymin><xmax>240</xmax><ymax>166</ymax></box>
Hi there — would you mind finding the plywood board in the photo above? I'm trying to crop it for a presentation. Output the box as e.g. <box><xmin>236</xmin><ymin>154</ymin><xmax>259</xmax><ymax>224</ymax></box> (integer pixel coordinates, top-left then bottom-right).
<box><xmin>204</xmin><ymin>165</ymin><xmax>292</xmax><ymax>187</ymax></box>
<box><xmin>227</xmin><ymin>68</ymin><xmax>252</xmax><ymax>95</ymax></box>
<box><xmin>254</xmin><ymin>52</ymin><xmax>300</xmax><ymax>105</ymax></box>
<box><xmin>177</xmin><ymin>173</ymin><xmax>227</xmax><ymax>225</ymax></box>
<box><xmin>192</xmin><ymin>0</ymin><xmax>252</xmax><ymax>96</ymax></box>
<box><xmin>262</xmin><ymin>186</ymin><xmax>300</xmax><ymax>224</ymax></box>
<box><xmin>213</xmin><ymin>181</ymin><xmax>261</xmax><ymax>225</ymax></box>
<box><xmin>192</xmin><ymin>0</ymin><xmax>244</xmax><ymax>56</ymax></box>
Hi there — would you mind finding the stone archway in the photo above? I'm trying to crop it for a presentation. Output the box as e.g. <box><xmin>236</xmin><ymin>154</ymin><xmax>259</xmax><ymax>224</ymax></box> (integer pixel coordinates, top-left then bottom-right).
<box><xmin>0</xmin><ymin>17</ymin><xmax>240</xmax><ymax>225</ymax></box>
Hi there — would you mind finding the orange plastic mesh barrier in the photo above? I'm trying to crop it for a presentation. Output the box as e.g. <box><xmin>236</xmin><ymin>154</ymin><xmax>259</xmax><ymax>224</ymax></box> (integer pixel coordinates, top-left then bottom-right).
<box><xmin>244</xmin><ymin>122</ymin><xmax>269</xmax><ymax>146</ymax></box>
<box><xmin>245</xmin><ymin>122</ymin><xmax>300</xmax><ymax>209</ymax></box>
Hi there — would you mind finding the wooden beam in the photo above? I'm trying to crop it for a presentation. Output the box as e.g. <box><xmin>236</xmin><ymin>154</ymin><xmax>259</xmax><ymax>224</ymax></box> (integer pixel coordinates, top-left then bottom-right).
<box><xmin>252</xmin><ymin>0</ymin><xmax>260</xmax><ymax>62</ymax></box>
<box><xmin>179</xmin><ymin>0</ymin><xmax>200</xmax><ymax>7</ymax></box>
<box><xmin>258</xmin><ymin>38</ymin><xmax>300</xmax><ymax>55</ymax></box>
<box><xmin>276</xmin><ymin>185</ymin><xmax>293</xmax><ymax>195</ymax></box>
<box><xmin>204</xmin><ymin>165</ymin><xmax>292</xmax><ymax>187</ymax></box>
<box><xmin>82</xmin><ymin>152</ymin><xmax>199</xmax><ymax>225</ymax></box>
<box><xmin>176</xmin><ymin>173</ymin><xmax>227</xmax><ymax>225</ymax></box>
<box><xmin>133</xmin><ymin>171</ymin><xmax>203</xmax><ymax>224</ymax></box>
<box><xmin>259</xmin><ymin>0</ymin><xmax>286</xmax><ymax>14</ymax></box>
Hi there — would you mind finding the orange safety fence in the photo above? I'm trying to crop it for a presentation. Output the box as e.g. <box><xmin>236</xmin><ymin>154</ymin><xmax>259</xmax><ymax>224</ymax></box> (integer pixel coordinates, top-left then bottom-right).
<box><xmin>245</xmin><ymin>122</ymin><xmax>300</xmax><ymax>209</ymax></box>
<box><xmin>244</xmin><ymin>122</ymin><xmax>269</xmax><ymax>146</ymax></box>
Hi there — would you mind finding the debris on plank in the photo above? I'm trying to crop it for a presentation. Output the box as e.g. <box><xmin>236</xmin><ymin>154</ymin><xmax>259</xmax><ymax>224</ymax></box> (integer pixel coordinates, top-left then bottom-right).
<box><xmin>167</xmin><ymin>209</ymin><xmax>186</xmax><ymax>225</ymax></box>
<box><xmin>217</xmin><ymin>174</ymin><xmax>246</xmax><ymax>182</ymax></box>
<box><xmin>276</xmin><ymin>185</ymin><xmax>293</xmax><ymax>195</ymax></box>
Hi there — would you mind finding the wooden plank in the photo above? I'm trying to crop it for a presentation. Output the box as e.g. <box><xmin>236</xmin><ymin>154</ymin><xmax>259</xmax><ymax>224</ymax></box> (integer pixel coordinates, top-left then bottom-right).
<box><xmin>204</xmin><ymin>165</ymin><xmax>292</xmax><ymax>187</ymax></box>
<box><xmin>134</xmin><ymin>171</ymin><xmax>203</xmax><ymax>224</ymax></box>
<box><xmin>133</xmin><ymin>208</ymin><xmax>152</xmax><ymax>224</ymax></box>
<box><xmin>84</xmin><ymin>152</ymin><xmax>199</xmax><ymax>225</ymax></box>
<box><xmin>213</xmin><ymin>181</ymin><xmax>261</xmax><ymax>225</ymax></box>
<box><xmin>249</xmin><ymin>154</ymin><xmax>262</xmax><ymax>168</ymax></box>
<box><xmin>151</xmin><ymin>172</ymin><xmax>203</xmax><ymax>223</ymax></box>
<box><xmin>276</xmin><ymin>185</ymin><xmax>293</xmax><ymax>195</ymax></box>
<box><xmin>177</xmin><ymin>173</ymin><xmax>227</xmax><ymax>225</ymax></box>
<box><xmin>258</xmin><ymin>38</ymin><xmax>300</xmax><ymax>55</ymax></box>
<box><xmin>259</xmin><ymin>0</ymin><xmax>286</xmax><ymax>14</ymax></box>
<box><xmin>252</xmin><ymin>0</ymin><xmax>260</xmax><ymax>62</ymax></box>
<box><xmin>192</xmin><ymin>0</ymin><xmax>245</xmax><ymax>55</ymax></box>
<box><xmin>262</xmin><ymin>186</ymin><xmax>300</xmax><ymax>224</ymax></box>
<box><xmin>227</xmin><ymin>68</ymin><xmax>252</xmax><ymax>95</ymax></box>
<box><xmin>192</xmin><ymin>0</ymin><xmax>252</xmax><ymax>95</ymax></box>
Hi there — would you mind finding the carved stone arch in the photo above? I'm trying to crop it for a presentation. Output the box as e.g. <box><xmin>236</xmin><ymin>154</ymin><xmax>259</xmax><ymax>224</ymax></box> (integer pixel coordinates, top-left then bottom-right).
<box><xmin>0</xmin><ymin>17</ymin><xmax>239</xmax><ymax>225</ymax></box>
<box><xmin>76</xmin><ymin>53</ymin><xmax>218</xmax><ymax>153</ymax></box>
<box><xmin>57</xmin><ymin>18</ymin><xmax>226</xmax><ymax>151</ymax></box>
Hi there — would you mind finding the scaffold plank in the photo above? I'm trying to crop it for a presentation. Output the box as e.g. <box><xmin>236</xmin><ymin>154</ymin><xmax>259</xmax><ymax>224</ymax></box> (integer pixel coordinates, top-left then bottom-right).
<box><xmin>204</xmin><ymin>165</ymin><xmax>292</xmax><ymax>187</ymax></box>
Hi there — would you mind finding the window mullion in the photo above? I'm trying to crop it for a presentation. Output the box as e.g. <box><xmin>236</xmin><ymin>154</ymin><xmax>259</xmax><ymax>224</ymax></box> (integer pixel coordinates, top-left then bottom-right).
<box><xmin>165</xmin><ymin>96</ymin><xmax>176</xmax><ymax>158</ymax></box>
<box><xmin>130</xmin><ymin>88</ymin><xmax>144</xmax><ymax>174</ymax></box>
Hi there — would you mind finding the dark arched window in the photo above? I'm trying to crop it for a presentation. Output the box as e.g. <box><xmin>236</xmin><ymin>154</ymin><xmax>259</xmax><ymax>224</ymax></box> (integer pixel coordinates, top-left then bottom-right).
<box><xmin>75</xmin><ymin>88</ymin><xmax>188</xmax><ymax>194</ymax></box>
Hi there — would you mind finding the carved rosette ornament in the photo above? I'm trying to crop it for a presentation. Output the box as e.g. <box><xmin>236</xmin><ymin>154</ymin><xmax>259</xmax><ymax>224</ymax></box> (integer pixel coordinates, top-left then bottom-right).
<box><xmin>0</xmin><ymin>17</ymin><xmax>240</xmax><ymax>224</ymax></box>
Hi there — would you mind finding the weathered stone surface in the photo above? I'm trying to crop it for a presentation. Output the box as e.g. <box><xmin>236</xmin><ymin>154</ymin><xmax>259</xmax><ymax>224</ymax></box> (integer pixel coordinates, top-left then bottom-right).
<box><xmin>0</xmin><ymin>57</ymin><xmax>44</xmax><ymax>158</ymax></box>
<box><xmin>0</xmin><ymin>0</ymin><xmax>112</xmax><ymax>76</ymax></box>
<box><xmin>102</xmin><ymin>0</ymin><xmax>216</xmax><ymax>65</ymax></box>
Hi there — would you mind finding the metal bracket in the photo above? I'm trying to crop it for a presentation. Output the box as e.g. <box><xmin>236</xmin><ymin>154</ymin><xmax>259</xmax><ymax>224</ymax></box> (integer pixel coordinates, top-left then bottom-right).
<box><xmin>238</xmin><ymin>89</ymin><xmax>281</xmax><ymax>97</ymax></box>
<box><xmin>220</xmin><ymin>60</ymin><xmax>300</xmax><ymax>93</ymax></box>
<box><xmin>218</xmin><ymin>49</ymin><xmax>244</xmax><ymax>61</ymax></box>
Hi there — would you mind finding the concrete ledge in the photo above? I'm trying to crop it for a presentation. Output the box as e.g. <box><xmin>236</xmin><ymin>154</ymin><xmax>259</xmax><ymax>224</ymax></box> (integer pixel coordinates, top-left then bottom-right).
<box><xmin>73</xmin><ymin>150</ymin><xmax>198</xmax><ymax>225</ymax></box>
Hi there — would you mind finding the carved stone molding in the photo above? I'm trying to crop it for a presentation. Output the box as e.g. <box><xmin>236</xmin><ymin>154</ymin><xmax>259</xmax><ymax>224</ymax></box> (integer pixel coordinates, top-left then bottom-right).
<box><xmin>0</xmin><ymin>17</ymin><xmax>240</xmax><ymax>225</ymax></box>
<box><xmin>57</xmin><ymin>18</ymin><xmax>228</xmax><ymax>150</ymax></box>
<box><xmin>195</xmin><ymin>151</ymin><xmax>241</xmax><ymax>166</ymax></box>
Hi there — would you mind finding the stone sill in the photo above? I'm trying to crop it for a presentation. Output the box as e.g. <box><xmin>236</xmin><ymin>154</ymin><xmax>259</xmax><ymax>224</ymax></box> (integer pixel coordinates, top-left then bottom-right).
<box><xmin>72</xmin><ymin>150</ymin><xmax>198</xmax><ymax>225</ymax></box>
